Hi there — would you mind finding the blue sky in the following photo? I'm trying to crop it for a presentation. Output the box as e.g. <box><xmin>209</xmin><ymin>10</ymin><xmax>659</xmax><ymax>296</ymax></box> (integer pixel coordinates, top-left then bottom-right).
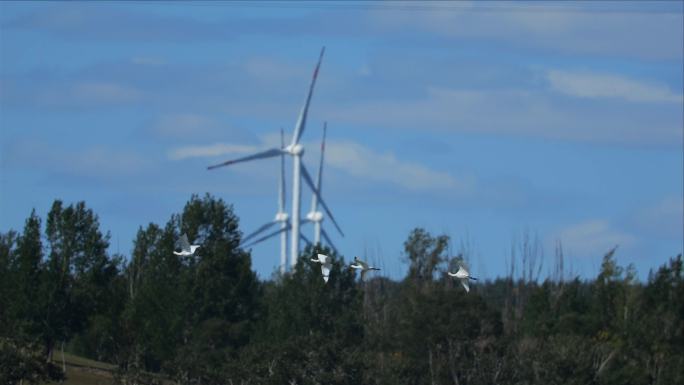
<box><xmin>1</xmin><ymin>1</ymin><xmax>682</xmax><ymax>281</ymax></box>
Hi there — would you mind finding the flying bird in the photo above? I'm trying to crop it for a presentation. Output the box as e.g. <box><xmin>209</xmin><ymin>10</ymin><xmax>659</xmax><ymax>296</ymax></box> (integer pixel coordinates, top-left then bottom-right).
<box><xmin>311</xmin><ymin>253</ymin><xmax>332</xmax><ymax>283</ymax></box>
<box><xmin>350</xmin><ymin>256</ymin><xmax>380</xmax><ymax>281</ymax></box>
<box><xmin>448</xmin><ymin>264</ymin><xmax>478</xmax><ymax>293</ymax></box>
<box><xmin>173</xmin><ymin>234</ymin><xmax>201</xmax><ymax>256</ymax></box>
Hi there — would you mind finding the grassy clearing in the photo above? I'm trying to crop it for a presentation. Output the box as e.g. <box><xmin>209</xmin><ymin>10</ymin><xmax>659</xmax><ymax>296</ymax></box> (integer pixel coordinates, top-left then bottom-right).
<box><xmin>60</xmin><ymin>352</ymin><xmax>117</xmax><ymax>371</ymax></box>
<box><xmin>43</xmin><ymin>352</ymin><xmax>173</xmax><ymax>385</ymax></box>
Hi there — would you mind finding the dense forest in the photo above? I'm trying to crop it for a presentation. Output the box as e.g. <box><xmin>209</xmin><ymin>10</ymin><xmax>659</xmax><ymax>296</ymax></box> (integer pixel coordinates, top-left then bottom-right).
<box><xmin>1</xmin><ymin>194</ymin><xmax>682</xmax><ymax>385</ymax></box>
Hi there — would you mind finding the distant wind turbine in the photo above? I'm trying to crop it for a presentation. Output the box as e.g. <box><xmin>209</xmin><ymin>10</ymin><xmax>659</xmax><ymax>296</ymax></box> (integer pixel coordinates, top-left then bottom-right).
<box><xmin>208</xmin><ymin>47</ymin><xmax>343</xmax><ymax>268</ymax></box>
<box><xmin>306</xmin><ymin>122</ymin><xmax>340</xmax><ymax>253</ymax></box>
<box><xmin>239</xmin><ymin>129</ymin><xmax>289</xmax><ymax>274</ymax></box>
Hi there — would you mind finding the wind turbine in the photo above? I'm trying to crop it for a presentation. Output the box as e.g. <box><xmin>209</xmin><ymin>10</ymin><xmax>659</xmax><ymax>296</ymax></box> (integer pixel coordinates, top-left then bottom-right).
<box><xmin>306</xmin><ymin>122</ymin><xmax>339</xmax><ymax>253</ymax></box>
<box><xmin>208</xmin><ymin>47</ymin><xmax>343</xmax><ymax>268</ymax></box>
<box><xmin>238</xmin><ymin>129</ymin><xmax>289</xmax><ymax>274</ymax></box>
<box><xmin>244</xmin><ymin>123</ymin><xmax>340</xmax><ymax>260</ymax></box>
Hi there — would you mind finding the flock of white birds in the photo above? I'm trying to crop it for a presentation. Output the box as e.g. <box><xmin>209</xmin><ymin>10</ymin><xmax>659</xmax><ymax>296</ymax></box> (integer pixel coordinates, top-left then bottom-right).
<box><xmin>174</xmin><ymin>235</ymin><xmax>477</xmax><ymax>292</ymax></box>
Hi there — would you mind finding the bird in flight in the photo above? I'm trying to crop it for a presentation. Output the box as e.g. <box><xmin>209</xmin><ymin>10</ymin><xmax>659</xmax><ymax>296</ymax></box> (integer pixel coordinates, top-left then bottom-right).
<box><xmin>173</xmin><ymin>234</ymin><xmax>201</xmax><ymax>257</ymax></box>
<box><xmin>311</xmin><ymin>253</ymin><xmax>333</xmax><ymax>283</ymax></box>
<box><xmin>350</xmin><ymin>256</ymin><xmax>380</xmax><ymax>281</ymax></box>
<box><xmin>448</xmin><ymin>264</ymin><xmax>478</xmax><ymax>293</ymax></box>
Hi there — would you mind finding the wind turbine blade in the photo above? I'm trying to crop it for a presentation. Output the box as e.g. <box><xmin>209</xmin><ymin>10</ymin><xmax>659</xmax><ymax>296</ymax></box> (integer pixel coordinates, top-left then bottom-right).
<box><xmin>207</xmin><ymin>148</ymin><xmax>285</xmax><ymax>170</ymax></box>
<box><xmin>290</xmin><ymin>47</ymin><xmax>325</xmax><ymax>147</ymax></box>
<box><xmin>241</xmin><ymin>225</ymin><xmax>290</xmax><ymax>249</ymax></box>
<box><xmin>300</xmin><ymin>162</ymin><xmax>344</xmax><ymax>237</ymax></box>
<box><xmin>241</xmin><ymin>221</ymin><xmax>279</xmax><ymax>244</ymax></box>
<box><xmin>321</xmin><ymin>228</ymin><xmax>338</xmax><ymax>254</ymax></box>
<box><xmin>279</xmin><ymin>128</ymin><xmax>286</xmax><ymax>213</ymax></box>
<box><xmin>310</xmin><ymin>122</ymin><xmax>326</xmax><ymax>213</ymax></box>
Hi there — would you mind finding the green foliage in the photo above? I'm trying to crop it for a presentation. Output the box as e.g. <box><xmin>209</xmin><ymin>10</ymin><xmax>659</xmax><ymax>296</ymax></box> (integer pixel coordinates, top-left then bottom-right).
<box><xmin>0</xmin><ymin>230</ymin><xmax>17</xmax><ymax>332</ymax></box>
<box><xmin>404</xmin><ymin>227</ymin><xmax>449</xmax><ymax>285</ymax></box>
<box><xmin>239</xmin><ymin>245</ymin><xmax>365</xmax><ymax>384</ymax></box>
<box><xmin>0</xmin><ymin>338</ymin><xmax>65</xmax><ymax>385</ymax></box>
<box><xmin>2</xmin><ymin>202</ymin><xmax>683</xmax><ymax>385</ymax></box>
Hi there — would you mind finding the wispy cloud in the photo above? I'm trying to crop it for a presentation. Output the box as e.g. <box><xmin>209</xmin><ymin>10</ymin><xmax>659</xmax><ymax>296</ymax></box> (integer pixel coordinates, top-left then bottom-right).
<box><xmin>325</xmin><ymin>140</ymin><xmax>466</xmax><ymax>192</ymax></box>
<box><xmin>555</xmin><ymin>219</ymin><xmax>635</xmax><ymax>257</ymax></box>
<box><xmin>631</xmin><ymin>196</ymin><xmax>684</xmax><ymax>240</ymax></box>
<box><xmin>130</xmin><ymin>56</ymin><xmax>166</xmax><ymax>66</ymax></box>
<box><xmin>168</xmin><ymin>143</ymin><xmax>259</xmax><ymax>161</ymax></box>
<box><xmin>4</xmin><ymin>140</ymin><xmax>151</xmax><ymax>178</ymax></box>
<box><xmin>152</xmin><ymin>114</ymin><xmax>224</xmax><ymax>138</ymax></box>
<box><xmin>320</xmin><ymin>85</ymin><xmax>682</xmax><ymax>148</ymax></box>
<box><xmin>371</xmin><ymin>2</ymin><xmax>683</xmax><ymax>60</ymax></box>
<box><xmin>169</xmin><ymin>137</ymin><xmax>466</xmax><ymax>193</ymax></box>
<box><xmin>2</xmin><ymin>78</ymin><xmax>144</xmax><ymax>108</ymax></box>
<box><xmin>547</xmin><ymin>70</ymin><xmax>683</xmax><ymax>103</ymax></box>
<box><xmin>69</xmin><ymin>82</ymin><xmax>143</xmax><ymax>104</ymax></box>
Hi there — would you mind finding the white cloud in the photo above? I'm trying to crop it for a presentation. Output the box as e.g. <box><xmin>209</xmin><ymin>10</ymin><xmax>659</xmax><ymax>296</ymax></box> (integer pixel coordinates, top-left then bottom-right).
<box><xmin>153</xmin><ymin>114</ymin><xmax>219</xmax><ymax>137</ymax></box>
<box><xmin>547</xmin><ymin>70</ymin><xmax>683</xmax><ymax>103</ymax></box>
<box><xmin>318</xmin><ymin>85</ymin><xmax>682</xmax><ymax>147</ymax></box>
<box><xmin>325</xmin><ymin>140</ymin><xmax>466</xmax><ymax>192</ymax></box>
<box><xmin>70</xmin><ymin>147</ymin><xmax>150</xmax><ymax>177</ymax></box>
<box><xmin>169</xmin><ymin>136</ymin><xmax>467</xmax><ymax>193</ymax></box>
<box><xmin>243</xmin><ymin>56</ymin><xmax>306</xmax><ymax>85</ymax></box>
<box><xmin>555</xmin><ymin>219</ymin><xmax>635</xmax><ymax>257</ymax></box>
<box><xmin>168</xmin><ymin>143</ymin><xmax>259</xmax><ymax>160</ymax></box>
<box><xmin>33</xmin><ymin>81</ymin><xmax>143</xmax><ymax>107</ymax></box>
<box><xmin>71</xmin><ymin>82</ymin><xmax>142</xmax><ymax>103</ymax></box>
<box><xmin>370</xmin><ymin>3</ymin><xmax>683</xmax><ymax>60</ymax></box>
<box><xmin>130</xmin><ymin>56</ymin><xmax>166</xmax><ymax>66</ymax></box>
<box><xmin>5</xmin><ymin>140</ymin><xmax>151</xmax><ymax>178</ymax></box>
<box><xmin>632</xmin><ymin>196</ymin><xmax>684</xmax><ymax>240</ymax></box>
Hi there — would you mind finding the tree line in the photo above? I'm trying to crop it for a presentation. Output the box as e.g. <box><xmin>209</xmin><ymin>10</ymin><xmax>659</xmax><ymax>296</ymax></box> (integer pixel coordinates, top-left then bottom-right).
<box><xmin>1</xmin><ymin>194</ymin><xmax>682</xmax><ymax>384</ymax></box>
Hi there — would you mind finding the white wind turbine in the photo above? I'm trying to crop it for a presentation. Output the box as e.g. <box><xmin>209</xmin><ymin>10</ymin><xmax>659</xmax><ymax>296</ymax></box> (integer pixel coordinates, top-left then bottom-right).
<box><xmin>244</xmin><ymin>123</ymin><xmax>340</xmax><ymax>260</ymax></box>
<box><xmin>306</xmin><ymin>122</ymin><xmax>340</xmax><ymax>253</ymax></box>
<box><xmin>208</xmin><ymin>47</ymin><xmax>343</xmax><ymax>269</ymax></box>
<box><xmin>238</xmin><ymin>129</ymin><xmax>289</xmax><ymax>274</ymax></box>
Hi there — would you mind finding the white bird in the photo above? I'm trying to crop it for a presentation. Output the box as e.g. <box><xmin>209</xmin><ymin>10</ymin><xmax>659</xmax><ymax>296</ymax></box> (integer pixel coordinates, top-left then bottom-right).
<box><xmin>311</xmin><ymin>253</ymin><xmax>332</xmax><ymax>283</ymax></box>
<box><xmin>173</xmin><ymin>234</ymin><xmax>201</xmax><ymax>256</ymax></box>
<box><xmin>350</xmin><ymin>256</ymin><xmax>380</xmax><ymax>281</ymax></box>
<box><xmin>448</xmin><ymin>265</ymin><xmax>478</xmax><ymax>293</ymax></box>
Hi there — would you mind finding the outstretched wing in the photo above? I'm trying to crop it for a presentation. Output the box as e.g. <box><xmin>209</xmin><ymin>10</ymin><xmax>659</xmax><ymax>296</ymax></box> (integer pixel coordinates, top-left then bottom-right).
<box><xmin>179</xmin><ymin>234</ymin><xmax>190</xmax><ymax>251</ymax></box>
<box><xmin>460</xmin><ymin>279</ymin><xmax>470</xmax><ymax>293</ymax></box>
<box><xmin>321</xmin><ymin>263</ymin><xmax>331</xmax><ymax>283</ymax></box>
<box><xmin>457</xmin><ymin>265</ymin><xmax>469</xmax><ymax>278</ymax></box>
<box><xmin>317</xmin><ymin>253</ymin><xmax>329</xmax><ymax>264</ymax></box>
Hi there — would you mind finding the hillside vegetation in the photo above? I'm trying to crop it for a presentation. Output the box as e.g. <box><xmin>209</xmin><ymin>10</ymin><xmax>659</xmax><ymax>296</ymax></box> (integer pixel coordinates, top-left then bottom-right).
<box><xmin>1</xmin><ymin>195</ymin><xmax>682</xmax><ymax>385</ymax></box>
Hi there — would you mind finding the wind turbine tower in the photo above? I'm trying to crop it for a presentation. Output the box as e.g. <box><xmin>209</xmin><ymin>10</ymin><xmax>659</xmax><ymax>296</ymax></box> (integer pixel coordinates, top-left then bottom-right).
<box><xmin>277</xmin><ymin>129</ymin><xmax>288</xmax><ymax>273</ymax></box>
<box><xmin>208</xmin><ymin>47</ymin><xmax>343</xmax><ymax>268</ymax></box>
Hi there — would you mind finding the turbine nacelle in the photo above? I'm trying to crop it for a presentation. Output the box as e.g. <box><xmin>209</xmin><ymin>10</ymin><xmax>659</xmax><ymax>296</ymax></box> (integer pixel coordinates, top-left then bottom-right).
<box><xmin>285</xmin><ymin>143</ymin><xmax>304</xmax><ymax>156</ymax></box>
<box><xmin>274</xmin><ymin>212</ymin><xmax>289</xmax><ymax>222</ymax></box>
<box><xmin>306</xmin><ymin>211</ymin><xmax>324</xmax><ymax>222</ymax></box>
<box><xmin>206</xmin><ymin>47</ymin><xmax>339</xmax><ymax>270</ymax></box>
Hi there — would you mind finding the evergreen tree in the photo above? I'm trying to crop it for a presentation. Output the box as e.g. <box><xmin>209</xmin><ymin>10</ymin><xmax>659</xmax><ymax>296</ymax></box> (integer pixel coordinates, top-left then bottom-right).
<box><xmin>43</xmin><ymin>200</ymin><xmax>112</xmax><ymax>361</ymax></box>
<box><xmin>0</xmin><ymin>212</ymin><xmax>64</xmax><ymax>384</ymax></box>
<box><xmin>169</xmin><ymin>194</ymin><xmax>261</xmax><ymax>384</ymax></box>
<box><xmin>242</xmin><ymin>245</ymin><xmax>364</xmax><ymax>385</ymax></box>
<box><xmin>0</xmin><ymin>230</ymin><xmax>17</xmax><ymax>333</ymax></box>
